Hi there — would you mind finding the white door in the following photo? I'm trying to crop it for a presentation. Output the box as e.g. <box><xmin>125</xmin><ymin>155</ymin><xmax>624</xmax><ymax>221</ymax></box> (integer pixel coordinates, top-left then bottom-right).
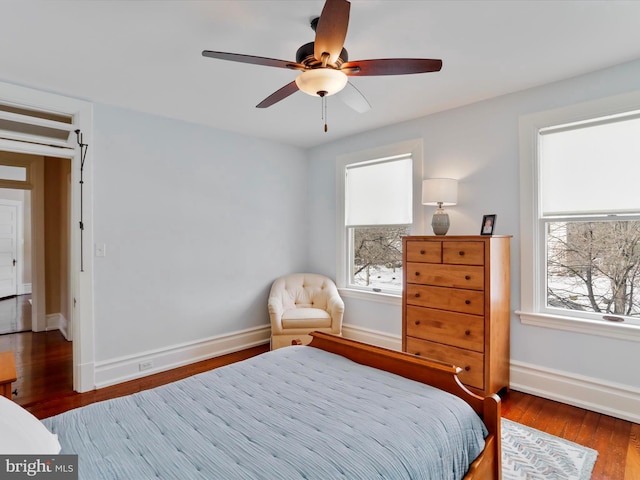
<box><xmin>0</xmin><ymin>204</ymin><xmax>18</xmax><ymax>299</ymax></box>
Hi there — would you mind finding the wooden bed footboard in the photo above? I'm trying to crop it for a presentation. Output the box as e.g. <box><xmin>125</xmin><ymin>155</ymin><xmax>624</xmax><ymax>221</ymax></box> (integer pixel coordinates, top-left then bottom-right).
<box><xmin>307</xmin><ymin>332</ymin><xmax>501</xmax><ymax>480</ymax></box>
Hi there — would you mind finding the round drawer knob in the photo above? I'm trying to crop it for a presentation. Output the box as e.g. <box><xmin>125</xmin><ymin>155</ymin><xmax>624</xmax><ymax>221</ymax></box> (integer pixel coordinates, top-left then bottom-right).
<box><xmin>465</xmin><ymin>300</ymin><xmax>471</xmax><ymax>305</ymax></box>
<box><xmin>464</xmin><ymin>366</ymin><xmax>471</xmax><ymax>371</ymax></box>
<box><xmin>465</xmin><ymin>275</ymin><xmax>471</xmax><ymax>280</ymax></box>
<box><xmin>420</xmin><ymin>249</ymin><xmax>425</xmax><ymax>254</ymax></box>
<box><xmin>465</xmin><ymin>330</ymin><xmax>471</xmax><ymax>336</ymax></box>
<box><xmin>414</xmin><ymin>271</ymin><xmax>420</xmax><ymax>276</ymax></box>
<box><xmin>415</xmin><ymin>321</ymin><xmax>420</xmax><ymax>326</ymax></box>
<box><xmin>414</xmin><ymin>293</ymin><xmax>421</xmax><ymax>298</ymax></box>
<box><xmin>459</xmin><ymin>251</ymin><xmax>465</xmax><ymax>256</ymax></box>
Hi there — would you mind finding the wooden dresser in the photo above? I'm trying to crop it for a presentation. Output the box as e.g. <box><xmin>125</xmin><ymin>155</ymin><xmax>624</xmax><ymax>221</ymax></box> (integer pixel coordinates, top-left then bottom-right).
<box><xmin>402</xmin><ymin>235</ymin><xmax>510</xmax><ymax>396</ymax></box>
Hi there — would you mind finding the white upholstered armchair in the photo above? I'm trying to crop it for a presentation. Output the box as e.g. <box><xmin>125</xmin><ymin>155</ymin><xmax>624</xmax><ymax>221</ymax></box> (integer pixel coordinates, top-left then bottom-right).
<box><xmin>268</xmin><ymin>273</ymin><xmax>344</xmax><ymax>350</ymax></box>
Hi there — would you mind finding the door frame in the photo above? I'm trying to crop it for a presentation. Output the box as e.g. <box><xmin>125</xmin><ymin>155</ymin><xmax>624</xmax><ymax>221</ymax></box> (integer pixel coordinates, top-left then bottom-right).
<box><xmin>0</xmin><ymin>81</ymin><xmax>95</xmax><ymax>393</ymax></box>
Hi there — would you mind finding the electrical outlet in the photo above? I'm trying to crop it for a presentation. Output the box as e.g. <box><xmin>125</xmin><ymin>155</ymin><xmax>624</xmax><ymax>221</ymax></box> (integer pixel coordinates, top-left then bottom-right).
<box><xmin>95</xmin><ymin>243</ymin><xmax>107</xmax><ymax>257</ymax></box>
<box><xmin>139</xmin><ymin>361</ymin><xmax>153</xmax><ymax>371</ymax></box>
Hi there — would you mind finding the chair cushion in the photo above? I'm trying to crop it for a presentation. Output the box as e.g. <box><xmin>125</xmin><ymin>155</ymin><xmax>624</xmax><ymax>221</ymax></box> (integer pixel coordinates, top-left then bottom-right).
<box><xmin>280</xmin><ymin>274</ymin><xmax>334</xmax><ymax>311</ymax></box>
<box><xmin>281</xmin><ymin>308</ymin><xmax>332</xmax><ymax>329</ymax></box>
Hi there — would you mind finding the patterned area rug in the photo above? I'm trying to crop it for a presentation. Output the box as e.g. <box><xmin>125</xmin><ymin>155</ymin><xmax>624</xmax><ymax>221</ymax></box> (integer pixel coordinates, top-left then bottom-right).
<box><xmin>502</xmin><ymin>418</ymin><xmax>598</xmax><ymax>479</ymax></box>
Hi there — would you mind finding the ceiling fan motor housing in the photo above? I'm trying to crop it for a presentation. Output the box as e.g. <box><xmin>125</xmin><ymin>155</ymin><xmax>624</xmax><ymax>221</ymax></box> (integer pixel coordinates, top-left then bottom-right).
<box><xmin>296</xmin><ymin>42</ymin><xmax>348</xmax><ymax>68</ymax></box>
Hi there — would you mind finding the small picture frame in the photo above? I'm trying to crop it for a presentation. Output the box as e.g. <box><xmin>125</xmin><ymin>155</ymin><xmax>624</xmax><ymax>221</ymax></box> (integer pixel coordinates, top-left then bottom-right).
<box><xmin>481</xmin><ymin>214</ymin><xmax>496</xmax><ymax>236</ymax></box>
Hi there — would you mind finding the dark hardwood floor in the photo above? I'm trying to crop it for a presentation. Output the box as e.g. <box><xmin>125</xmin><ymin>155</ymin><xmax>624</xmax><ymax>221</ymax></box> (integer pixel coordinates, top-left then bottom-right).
<box><xmin>1</xmin><ymin>330</ymin><xmax>638</xmax><ymax>479</ymax></box>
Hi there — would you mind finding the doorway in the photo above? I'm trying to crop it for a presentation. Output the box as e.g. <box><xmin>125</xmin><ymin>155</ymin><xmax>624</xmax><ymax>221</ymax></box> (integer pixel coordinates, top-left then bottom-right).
<box><xmin>1</xmin><ymin>80</ymin><xmax>94</xmax><ymax>393</ymax></box>
<box><xmin>0</xmin><ymin>154</ymin><xmax>72</xmax><ymax>337</ymax></box>
<box><xmin>0</xmin><ymin>152</ymin><xmax>73</xmax><ymax>404</ymax></box>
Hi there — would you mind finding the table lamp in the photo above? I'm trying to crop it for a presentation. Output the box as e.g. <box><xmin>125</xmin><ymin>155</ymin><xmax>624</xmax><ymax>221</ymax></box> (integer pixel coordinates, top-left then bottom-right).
<box><xmin>422</xmin><ymin>178</ymin><xmax>458</xmax><ymax>235</ymax></box>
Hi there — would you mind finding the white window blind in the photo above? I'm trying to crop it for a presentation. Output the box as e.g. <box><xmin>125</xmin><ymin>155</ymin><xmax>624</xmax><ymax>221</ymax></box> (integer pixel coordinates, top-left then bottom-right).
<box><xmin>539</xmin><ymin>114</ymin><xmax>640</xmax><ymax>216</ymax></box>
<box><xmin>345</xmin><ymin>155</ymin><xmax>412</xmax><ymax>226</ymax></box>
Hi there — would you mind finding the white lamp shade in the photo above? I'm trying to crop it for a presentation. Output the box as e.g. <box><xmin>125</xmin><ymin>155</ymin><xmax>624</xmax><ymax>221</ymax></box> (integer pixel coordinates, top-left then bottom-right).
<box><xmin>422</xmin><ymin>178</ymin><xmax>458</xmax><ymax>206</ymax></box>
<box><xmin>295</xmin><ymin>68</ymin><xmax>348</xmax><ymax>97</ymax></box>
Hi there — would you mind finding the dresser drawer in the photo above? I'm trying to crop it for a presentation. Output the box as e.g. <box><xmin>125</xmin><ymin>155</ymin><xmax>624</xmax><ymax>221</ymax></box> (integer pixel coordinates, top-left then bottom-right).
<box><xmin>406</xmin><ymin>305</ymin><xmax>484</xmax><ymax>352</ymax></box>
<box><xmin>443</xmin><ymin>242</ymin><xmax>484</xmax><ymax>265</ymax></box>
<box><xmin>406</xmin><ymin>263</ymin><xmax>484</xmax><ymax>290</ymax></box>
<box><xmin>406</xmin><ymin>284</ymin><xmax>485</xmax><ymax>315</ymax></box>
<box><xmin>406</xmin><ymin>337</ymin><xmax>484</xmax><ymax>390</ymax></box>
<box><xmin>405</xmin><ymin>241</ymin><xmax>441</xmax><ymax>263</ymax></box>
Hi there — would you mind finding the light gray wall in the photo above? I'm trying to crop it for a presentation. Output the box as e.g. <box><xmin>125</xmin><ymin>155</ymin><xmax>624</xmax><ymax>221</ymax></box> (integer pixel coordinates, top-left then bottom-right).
<box><xmin>307</xmin><ymin>58</ymin><xmax>640</xmax><ymax>388</ymax></box>
<box><xmin>92</xmin><ymin>105</ymin><xmax>308</xmax><ymax>361</ymax></box>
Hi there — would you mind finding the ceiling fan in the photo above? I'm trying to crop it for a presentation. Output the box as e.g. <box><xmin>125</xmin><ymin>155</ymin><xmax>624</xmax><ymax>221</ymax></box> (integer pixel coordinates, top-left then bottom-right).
<box><xmin>202</xmin><ymin>0</ymin><xmax>442</xmax><ymax>129</ymax></box>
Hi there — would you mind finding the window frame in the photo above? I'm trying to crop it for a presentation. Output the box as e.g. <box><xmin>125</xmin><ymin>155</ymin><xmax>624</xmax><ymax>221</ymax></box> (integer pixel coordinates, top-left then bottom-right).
<box><xmin>336</xmin><ymin>139</ymin><xmax>423</xmax><ymax>303</ymax></box>
<box><xmin>518</xmin><ymin>90</ymin><xmax>640</xmax><ymax>342</ymax></box>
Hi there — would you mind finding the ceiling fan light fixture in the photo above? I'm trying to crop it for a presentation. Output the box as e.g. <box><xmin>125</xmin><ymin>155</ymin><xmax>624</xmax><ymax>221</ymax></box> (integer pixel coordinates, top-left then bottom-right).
<box><xmin>295</xmin><ymin>68</ymin><xmax>348</xmax><ymax>97</ymax></box>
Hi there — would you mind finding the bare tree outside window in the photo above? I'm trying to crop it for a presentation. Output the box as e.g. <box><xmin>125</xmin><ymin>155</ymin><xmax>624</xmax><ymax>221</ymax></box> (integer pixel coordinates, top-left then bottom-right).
<box><xmin>547</xmin><ymin>220</ymin><xmax>640</xmax><ymax>317</ymax></box>
<box><xmin>351</xmin><ymin>225</ymin><xmax>410</xmax><ymax>290</ymax></box>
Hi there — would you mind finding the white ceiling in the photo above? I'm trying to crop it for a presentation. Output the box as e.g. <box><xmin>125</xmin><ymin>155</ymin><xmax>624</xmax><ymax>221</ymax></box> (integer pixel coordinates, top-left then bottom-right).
<box><xmin>2</xmin><ymin>1</ymin><xmax>640</xmax><ymax>149</ymax></box>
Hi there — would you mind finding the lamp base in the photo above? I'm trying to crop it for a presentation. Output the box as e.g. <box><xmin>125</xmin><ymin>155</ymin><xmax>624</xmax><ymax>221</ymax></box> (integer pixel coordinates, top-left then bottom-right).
<box><xmin>431</xmin><ymin>209</ymin><xmax>450</xmax><ymax>235</ymax></box>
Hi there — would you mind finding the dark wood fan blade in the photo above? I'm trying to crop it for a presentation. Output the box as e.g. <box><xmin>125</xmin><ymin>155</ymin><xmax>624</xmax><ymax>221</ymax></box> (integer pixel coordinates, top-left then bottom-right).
<box><xmin>256</xmin><ymin>81</ymin><xmax>299</xmax><ymax>108</ymax></box>
<box><xmin>338</xmin><ymin>82</ymin><xmax>371</xmax><ymax>113</ymax></box>
<box><xmin>314</xmin><ymin>0</ymin><xmax>350</xmax><ymax>66</ymax></box>
<box><xmin>202</xmin><ymin>50</ymin><xmax>305</xmax><ymax>70</ymax></box>
<box><xmin>342</xmin><ymin>58</ymin><xmax>443</xmax><ymax>76</ymax></box>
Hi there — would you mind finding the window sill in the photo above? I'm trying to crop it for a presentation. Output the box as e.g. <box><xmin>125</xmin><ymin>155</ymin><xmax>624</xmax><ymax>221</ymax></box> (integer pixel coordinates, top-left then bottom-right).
<box><xmin>338</xmin><ymin>288</ymin><xmax>402</xmax><ymax>306</ymax></box>
<box><xmin>516</xmin><ymin>310</ymin><xmax>640</xmax><ymax>342</ymax></box>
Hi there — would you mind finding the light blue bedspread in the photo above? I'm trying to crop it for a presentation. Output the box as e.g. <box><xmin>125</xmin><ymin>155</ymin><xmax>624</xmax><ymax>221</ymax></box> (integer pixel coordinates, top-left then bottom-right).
<box><xmin>43</xmin><ymin>346</ymin><xmax>487</xmax><ymax>479</ymax></box>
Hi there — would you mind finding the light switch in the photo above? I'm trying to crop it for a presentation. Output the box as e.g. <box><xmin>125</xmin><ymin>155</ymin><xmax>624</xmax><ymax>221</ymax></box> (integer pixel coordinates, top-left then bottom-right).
<box><xmin>95</xmin><ymin>243</ymin><xmax>106</xmax><ymax>257</ymax></box>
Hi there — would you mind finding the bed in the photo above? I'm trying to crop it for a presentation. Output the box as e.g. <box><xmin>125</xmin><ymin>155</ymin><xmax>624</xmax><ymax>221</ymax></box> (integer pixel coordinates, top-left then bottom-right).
<box><xmin>39</xmin><ymin>332</ymin><xmax>501</xmax><ymax>479</ymax></box>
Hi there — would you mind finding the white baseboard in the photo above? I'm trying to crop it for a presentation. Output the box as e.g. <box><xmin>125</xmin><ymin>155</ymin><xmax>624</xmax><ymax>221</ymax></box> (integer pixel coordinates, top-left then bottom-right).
<box><xmin>342</xmin><ymin>323</ymin><xmax>402</xmax><ymax>351</ymax></box>
<box><xmin>94</xmin><ymin>325</ymin><xmax>271</xmax><ymax>389</ymax></box>
<box><xmin>46</xmin><ymin>313</ymin><xmax>70</xmax><ymax>340</ymax></box>
<box><xmin>510</xmin><ymin>360</ymin><xmax>640</xmax><ymax>424</ymax></box>
<box><xmin>18</xmin><ymin>283</ymin><xmax>32</xmax><ymax>295</ymax></box>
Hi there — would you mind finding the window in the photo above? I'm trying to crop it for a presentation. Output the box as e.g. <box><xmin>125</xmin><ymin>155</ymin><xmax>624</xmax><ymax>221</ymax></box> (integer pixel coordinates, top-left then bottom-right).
<box><xmin>541</xmin><ymin>114</ymin><xmax>640</xmax><ymax>319</ymax></box>
<box><xmin>0</xmin><ymin>164</ymin><xmax>27</xmax><ymax>182</ymax></box>
<box><xmin>0</xmin><ymin>158</ymin><xmax>31</xmax><ymax>189</ymax></box>
<box><xmin>346</xmin><ymin>156</ymin><xmax>412</xmax><ymax>293</ymax></box>
<box><xmin>337</xmin><ymin>140</ymin><xmax>423</xmax><ymax>297</ymax></box>
<box><xmin>519</xmin><ymin>91</ymin><xmax>640</xmax><ymax>340</ymax></box>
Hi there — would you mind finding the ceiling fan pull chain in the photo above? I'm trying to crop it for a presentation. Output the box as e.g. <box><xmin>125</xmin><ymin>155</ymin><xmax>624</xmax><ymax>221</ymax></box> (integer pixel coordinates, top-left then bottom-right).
<box><xmin>324</xmin><ymin>96</ymin><xmax>328</xmax><ymax>132</ymax></box>
<box><xmin>319</xmin><ymin>94</ymin><xmax>329</xmax><ymax>132</ymax></box>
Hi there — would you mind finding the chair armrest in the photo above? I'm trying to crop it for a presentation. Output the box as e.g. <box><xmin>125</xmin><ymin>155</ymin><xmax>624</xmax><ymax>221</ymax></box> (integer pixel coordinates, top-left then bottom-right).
<box><xmin>268</xmin><ymin>296</ymin><xmax>285</xmax><ymax>332</ymax></box>
<box><xmin>327</xmin><ymin>294</ymin><xmax>345</xmax><ymax>328</ymax></box>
